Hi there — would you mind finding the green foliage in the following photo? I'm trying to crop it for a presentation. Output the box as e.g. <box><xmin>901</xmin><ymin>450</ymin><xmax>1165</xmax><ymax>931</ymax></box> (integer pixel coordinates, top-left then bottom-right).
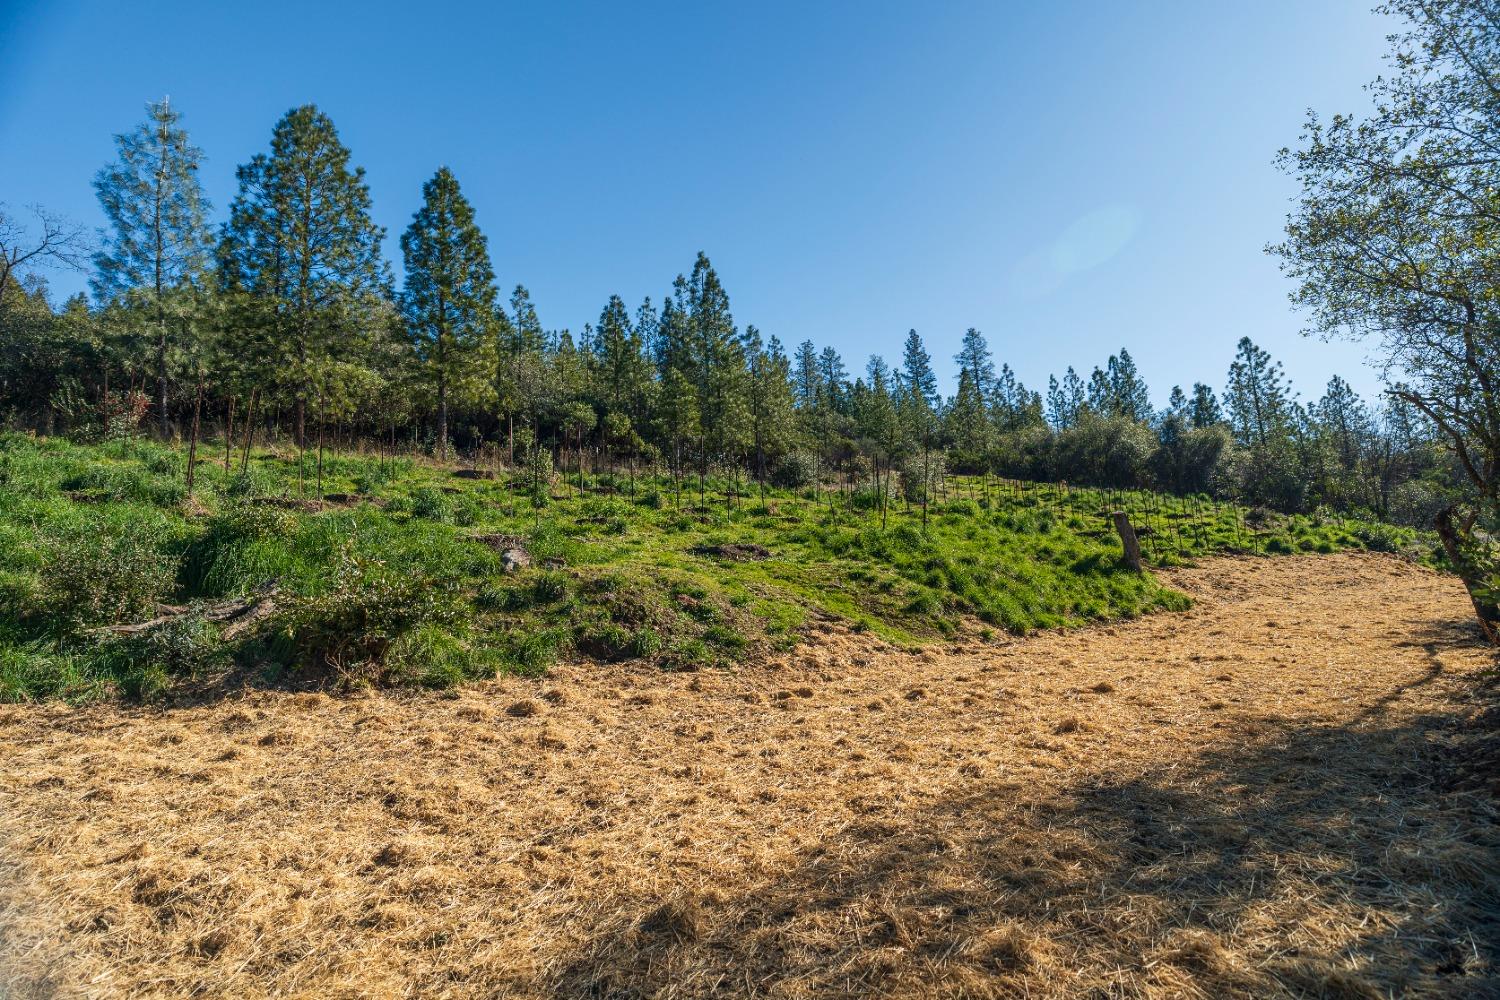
<box><xmin>0</xmin><ymin>433</ymin><xmax>1437</xmax><ymax>703</ymax></box>
<box><xmin>271</xmin><ymin>543</ymin><xmax>455</xmax><ymax>678</ymax></box>
<box><xmin>42</xmin><ymin>524</ymin><xmax>175</xmax><ymax>631</ymax></box>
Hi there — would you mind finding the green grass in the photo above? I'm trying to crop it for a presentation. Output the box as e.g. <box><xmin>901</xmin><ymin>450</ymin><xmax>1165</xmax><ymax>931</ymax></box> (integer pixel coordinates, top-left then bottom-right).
<box><xmin>0</xmin><ymin>433</ymin><xmax>1438</xmax><ymax>703</ymax></box>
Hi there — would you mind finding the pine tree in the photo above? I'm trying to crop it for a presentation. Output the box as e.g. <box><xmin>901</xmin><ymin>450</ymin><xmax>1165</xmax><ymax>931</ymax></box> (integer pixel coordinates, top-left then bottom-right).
<box><xmin>400</xmin><ymin>167</ymin><xmax>496</xmax><ymax>459</ymax></box>
<box><xmin>1225</xmin><ymin>337</ymin><xmax>1291</xmax><ymax>446</ymax></box>
<box><xmin>900</xmin><ymin>329</ymin><xmax>939</xmax><ymax>411</ymax></box>
<box><xmin>744</xmin><ymin>326</ymin><xmax>797</xmax><ymax>496</ymax></box>
<box><xmin>944</xmin><ymin>368</ymin><xmax>992</xmax><ymax>470</ymax></box>
<box><xmin>683</xmin><ymin>253</ymin><xmax>750</xmax><ymax>483</ymax></box>
<box><xmin>817</xmin><ymin>345</ymin><xmax>849</xmax><ymax>412</ymax></box>
<box><xmin>954</xmin><ymin>327</ymin><xmax>995</xmax><ymax>397</ymax></box>
<box><xmin>1189</xmin><ymin>382</ymin><xmax>1222</xmax><ymax>428</ymax></box>
<box><xmin>219</xmin><ymin>104</ymin><xmax>387</xmax><ymax>447</ymax></box>
<box><xmin>1313</xmin><ymin>375</ymin><xmax>1371</xmax><ymax>473</ymax></box>
<box><xmin>1046</xmin><ymin>367</ymin><xmax>1086</xmax><ymax>428</ymax></box>
<box><xmin>793</xmin><ymin>339</ymin><xmax>820</xmax><ymax>410</ymax></box>
<box><xmin>1107</xmin><ymin>348</ymin><xmax>1151</xmax><ymax>420</ymax></box>
<box><xmin>93</xmin><ymin>98</ymin><xmax>212</xmax><ymax>436</ymax></box>
<box><xmin>592</xmin><ymin>294</ymin><xmax>652</xmax><ymax>431</ymax></box>
<box><xmin>495</xmin><ymin>284</ymin><xmax>545</xmax><ymax>458</ymax></box>
<box><xmin>656</xmin><ymin>366</ymin><xmax>700</xmax><ymax>500</ymax></box>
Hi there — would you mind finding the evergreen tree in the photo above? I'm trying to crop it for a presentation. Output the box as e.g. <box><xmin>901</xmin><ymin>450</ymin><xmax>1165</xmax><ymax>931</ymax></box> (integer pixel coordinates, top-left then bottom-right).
<box><xmin>900</xmin><ymin>329</ymin><xmax>939</xmax><ymax>411</ymax></box>
<box><xmin>93</xmin><ymin>98</ymin><xmax>212</xmax><ymax>435</ymax></box>
<box><xmin>944</xmin><ymin>368</ymin><xmax>992</xmax><ymax>470</ymax></box>
<box><xmin>1047</xmin><ymin>366</ymin><xmax>1086</xmax><ymax>429</ymax></box>
<box><xmin>1225</xmin><ymin>337</ymin><xmax>1292</xmax><ymax>446</ymax></box>
<box><xmin>1313</xmin><ymin>375</ymin><xmax>1372</xmax><ymax>474</ymax></box>
<box><xmin>954</xmin><ymin>327</ymin><xmax>995</xmax><ymax>397</ymax></box>
<box><xmin>1189</xmin><ymin>382</ymin><xmax>1222</xmax><ymax>428</ymax></box>
<box><xmin>218</xmin><ymin>104</ymin><xmax>387</xmax><ymax>447</ymax></box>
<box><xmin>793</xmin><ymin>339</ymin><xmax>820</xmax><ymax>410</ymax></box>
<box><xmin>592</xmin><ymin>294</ymin><xmax>653</xmax><ymax>431</ymax></box>
<box><xmin>683</xmin><ymin>253</ymin><xmax>750</xmax><ymax>477</ymax></box>
<box><xmin>1107</xmin><ymin>348</ymin><xmax>1151</xmax><ymax>420</ymax></box>
<box><xmin>655</xmin><ymin>366</ymin><xmax>699</xmax><ymax>497</ymax></box>
<box><xmin>495</xmin><ymin>284</ymin><xmax>545</xmax><ymax>456</ymax></box>
<box><xmin>817</xmin><ymin>345</ymin><xmax>849</xmax><ymax>412</ymax></box>
<box><xmin>400</xmin><ymin>167</ymin><xmax>496</xmax><ymax>458</ymax></box>
<box><xmin>1167</xmin><ymin>385</ymin><xmax>1188</xmax><ymax>418</ymax></box>
<box><xmin>744</xmin><ymin>326</ymin><xmax>797</xmax><ymax>495</ymax></box>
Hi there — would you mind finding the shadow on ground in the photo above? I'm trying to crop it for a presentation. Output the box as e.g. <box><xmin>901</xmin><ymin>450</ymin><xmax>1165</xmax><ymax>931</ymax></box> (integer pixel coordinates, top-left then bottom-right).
<box><xmin>555</xmin><ymin>632</ymin><xmax>1500</xmax><ymax>999</ymax></box>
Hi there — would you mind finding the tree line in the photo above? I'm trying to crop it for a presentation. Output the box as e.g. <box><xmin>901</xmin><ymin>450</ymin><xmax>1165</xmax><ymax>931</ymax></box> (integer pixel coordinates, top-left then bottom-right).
<box><xmin>3</xmin><ymin>2</ymin><xmax>1498</xmax><ymax>645</ymax></box>
<box><xmin>0</xmin><ymin>47</ymin><xmax>1480</xmax><ymax>548</ymax></box>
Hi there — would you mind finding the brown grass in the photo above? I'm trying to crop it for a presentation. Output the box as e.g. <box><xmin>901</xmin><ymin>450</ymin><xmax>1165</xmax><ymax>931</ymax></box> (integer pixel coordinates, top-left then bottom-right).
<box><xmin>1</xmin><ymin>553</ymin><xmax>1496</xmax><ymax>997</ymax></box>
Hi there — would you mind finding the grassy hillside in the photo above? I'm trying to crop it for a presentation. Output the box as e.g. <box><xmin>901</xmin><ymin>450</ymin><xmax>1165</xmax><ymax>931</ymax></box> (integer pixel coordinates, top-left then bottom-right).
<box><xmin>0</xmin><ymin>433</ymin><xmax>1433</xmax><ymax>703</ymax></box>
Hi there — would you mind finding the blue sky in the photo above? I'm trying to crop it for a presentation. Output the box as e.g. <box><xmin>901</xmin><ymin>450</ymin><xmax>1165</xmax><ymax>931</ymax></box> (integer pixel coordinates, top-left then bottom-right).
<box><xmin>0</xmin><ymin>1</ymin><xmax>1394</xmax><ymax>405</ymax></box>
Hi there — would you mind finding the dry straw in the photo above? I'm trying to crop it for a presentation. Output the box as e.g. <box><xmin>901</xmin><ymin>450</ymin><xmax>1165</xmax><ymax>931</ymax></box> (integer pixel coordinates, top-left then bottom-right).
<box><xmin>0</xmin><ymin>553</ymin><xmax>1495</xmax><ymax>998</ymax></box>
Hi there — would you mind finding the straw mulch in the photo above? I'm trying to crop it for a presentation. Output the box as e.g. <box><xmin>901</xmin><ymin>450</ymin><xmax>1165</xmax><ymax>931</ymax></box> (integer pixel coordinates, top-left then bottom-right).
<box><xmin>0</xmin><ymin>553</ymin><xmax>1495</xmax><ymax>998</ymax></box>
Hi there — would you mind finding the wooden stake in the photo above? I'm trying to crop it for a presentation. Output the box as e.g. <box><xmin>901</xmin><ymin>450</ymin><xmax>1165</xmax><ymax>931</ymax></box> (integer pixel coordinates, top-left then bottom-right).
<box><xmin>1112</xmin><ymin>511</ymin><xmax>1143</xmax><ymax>572</ymax></box>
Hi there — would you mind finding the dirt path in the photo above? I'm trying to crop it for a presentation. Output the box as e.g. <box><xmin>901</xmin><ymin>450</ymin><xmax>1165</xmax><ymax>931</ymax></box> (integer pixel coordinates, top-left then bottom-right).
<box><xmin>1</xmin><ymin>554</ymin><xmax>1496</xmax><ymax>998</ymax></box>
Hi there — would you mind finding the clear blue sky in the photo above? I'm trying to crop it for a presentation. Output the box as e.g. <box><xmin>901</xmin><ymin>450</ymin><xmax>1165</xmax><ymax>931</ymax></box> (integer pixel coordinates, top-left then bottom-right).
<box><xmin>0</xmin><ymin>1</ymin><xmax>1394</xmax><ymax>405</ymax></box>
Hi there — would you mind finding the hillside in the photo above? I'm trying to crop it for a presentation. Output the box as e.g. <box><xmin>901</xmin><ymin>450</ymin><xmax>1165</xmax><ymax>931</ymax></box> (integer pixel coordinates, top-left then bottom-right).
<box><xmin>1</xmin><ymin>554</ymin><xmax>1494</xmax><ymax>998</ymax></box>
<box><xmin>0</xmin><ymin>433</ymin><xmax>1432</xmax><ymax>702</ymax></box>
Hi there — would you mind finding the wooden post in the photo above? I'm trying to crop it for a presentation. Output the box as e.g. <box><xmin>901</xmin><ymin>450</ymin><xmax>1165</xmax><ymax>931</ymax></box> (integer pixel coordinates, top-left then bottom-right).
<box><xmin>1112</xmin><ymin>510</ymin><xmax>1143</xmax><ymax>572</ymax></box>
<box><xmin>185</xmin><ymin>378</ymin><xmax>204</xmax><ymax>495</ymax></box>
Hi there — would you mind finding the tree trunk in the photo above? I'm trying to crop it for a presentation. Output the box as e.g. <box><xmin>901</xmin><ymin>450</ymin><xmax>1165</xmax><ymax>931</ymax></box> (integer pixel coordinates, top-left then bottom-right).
<box><xmin>1435</xmin><ymin>506</ymin><xmax>1500</xmax><ymax>644</ymax></box>
<box><xmin>224</xmin><ymin>396</ymin><xmax>236</xmax><ymax>472</ymax></box>
<box><xmin>239</xmin><ymin>387</ymin><xmax>258</xmax><ymax>474</ymax></box>
<box><xmin>437</xmin><ymin>378</ymin><xmax>448</xmax><ymax>462</ymax></box>
<box><xmin>1112</xmin><ymin>511</ymin><xmax>1143</xmax><ymax>572</ymax></box>
<box><xmin>186</xmin><ymin>378</ymin><xmax>203</xmax><ymax>495</ymax></box>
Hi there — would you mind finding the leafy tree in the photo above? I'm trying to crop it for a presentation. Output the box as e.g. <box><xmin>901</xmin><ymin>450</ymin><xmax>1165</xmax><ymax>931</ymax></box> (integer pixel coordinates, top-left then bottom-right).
<box><xmin>0</xmin><ymin>204</ymin><xmax>88</xmax><ymax>320</ymax></box>
<box><xmin>400</xmin><ymin>167</ymin><xmax>497</xmax><ymax>458</ymax></box>
<box><xmin>1272</xmin><ymin>0</ymin><xmax>1500</xmax><ymax>637</ymax></box>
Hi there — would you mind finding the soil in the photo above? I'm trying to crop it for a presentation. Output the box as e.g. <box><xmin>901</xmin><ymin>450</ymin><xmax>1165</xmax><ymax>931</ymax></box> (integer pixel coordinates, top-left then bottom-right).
<box><xmin>1</xmin><ymin>553</ymin><xmax>1495</xmax><ymax>998</ymax></box>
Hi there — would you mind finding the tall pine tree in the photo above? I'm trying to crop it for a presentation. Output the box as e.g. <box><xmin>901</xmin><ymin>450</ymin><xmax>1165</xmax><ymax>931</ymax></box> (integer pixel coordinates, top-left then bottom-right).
<box><xmin>400</xmin><ymin>167</ymin><xmax>496</xmax><ymax>458</ymax></box>
<box><xmin>93</xmin><ymin>98</ymin><xmax>212</xmax><ymax>435</ymax></box>
<box><xmin>219</xmin><ymin>105</ymin><xmax>387</xmax><ymax>447</ymax></box>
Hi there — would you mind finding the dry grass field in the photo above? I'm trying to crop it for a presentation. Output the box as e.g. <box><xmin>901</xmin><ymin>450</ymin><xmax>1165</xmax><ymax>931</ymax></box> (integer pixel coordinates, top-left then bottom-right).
<box><xmin>1</xmin><ymin>553</ymin><xmax>1496</xmax><ymax>998</ymax></box>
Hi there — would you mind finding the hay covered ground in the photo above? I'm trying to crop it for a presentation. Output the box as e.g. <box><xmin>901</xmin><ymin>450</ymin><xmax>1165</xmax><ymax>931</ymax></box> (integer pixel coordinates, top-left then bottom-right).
<box><xmin>1</xmin><ymin>553</ymin><xmax>1496</xmax><ymax>998</ymax></box>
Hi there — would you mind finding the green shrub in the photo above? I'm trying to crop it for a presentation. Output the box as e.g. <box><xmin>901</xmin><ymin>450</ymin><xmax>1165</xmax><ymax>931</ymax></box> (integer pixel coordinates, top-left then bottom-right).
<box><xmin>772</xmin><ymin>451</ymin><xmax>819</xmax><ymax>489</ymax></box>
<box><xmin>43</xmin><ymin>526</ymin><xmax>175</xmax><ymax>631</ymax></box>
<box><xmin>273</xmin><ymin>546</ymin><xmax>454</xmax><ymax>677</ymax></box>
<box><xmin>406</xmin><ymin>486</ymin><xmax>452</xmax><ymax>521</ymax></box>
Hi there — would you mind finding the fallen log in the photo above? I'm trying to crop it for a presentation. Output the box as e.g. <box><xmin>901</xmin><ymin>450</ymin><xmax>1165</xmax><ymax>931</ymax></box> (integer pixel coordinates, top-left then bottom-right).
<box><xmin>94</xmin><ymin>584</ymin><xmax>281</xmax><ymax>639</ymax></box>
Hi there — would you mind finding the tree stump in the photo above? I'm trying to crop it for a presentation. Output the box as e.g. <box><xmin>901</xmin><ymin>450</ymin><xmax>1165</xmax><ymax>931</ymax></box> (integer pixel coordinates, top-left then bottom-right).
<box><xmin>1112</xmin><ymin>511</ymin><xmax>1142</xmax><ymax>572</ymax></box>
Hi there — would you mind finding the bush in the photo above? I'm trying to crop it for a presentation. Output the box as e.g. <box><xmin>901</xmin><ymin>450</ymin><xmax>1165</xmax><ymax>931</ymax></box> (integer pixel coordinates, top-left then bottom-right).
<box><xmin>406</xmin><ymin>486</ymin><xmax>452</xmax><ymax>521</ymax></box>
<box><xmin>899</xmin><ymin>452</ymin><xmax>947</xmax><ymax>504</ymax></box>
<box><xmin>273</xmin><ymin>546</ymin><xmax>454</xmax><ymax>677</ymax></box>
<box><xmin>771</xmin><ymin>451</ymin><xmax>819</xmax><ymax>489</ymax></box>
<box><xmin>43</xmin><ymin>526</ymin><xmax>175</xmax><ymax>631</ymax></box>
